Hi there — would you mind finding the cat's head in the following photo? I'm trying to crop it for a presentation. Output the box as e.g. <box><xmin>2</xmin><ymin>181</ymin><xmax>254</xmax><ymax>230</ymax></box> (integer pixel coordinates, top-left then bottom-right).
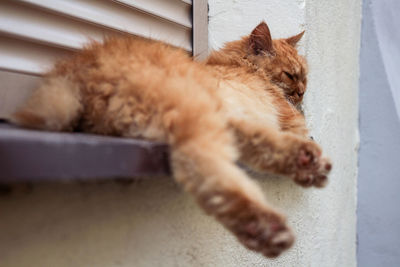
<box><xmin>247</xmin><ymin>21</ymin><xmax>308</xmax><ymax>105</ymax></box>
<box><xmin>208</xmin><ymin>21</ymin><xmax>308</xmax><ymax>106</ymax></box>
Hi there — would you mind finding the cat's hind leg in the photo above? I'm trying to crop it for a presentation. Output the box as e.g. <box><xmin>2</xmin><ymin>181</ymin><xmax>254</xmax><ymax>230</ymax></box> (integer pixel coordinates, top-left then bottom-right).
<box><xmin>230</xmin><ymin>120</ymin><xmax>331</xmax><ymax>188</ymax></box>
<box><xmin>10</xmin><ymin>76</ymin><xmax>82</xmax><ymax>131</ymax></box>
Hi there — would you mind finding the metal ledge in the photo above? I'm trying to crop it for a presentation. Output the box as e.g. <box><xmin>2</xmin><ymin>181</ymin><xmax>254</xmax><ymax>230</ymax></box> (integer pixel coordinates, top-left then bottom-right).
<box><xmin>0</xmin><ymin>122</ymin><xmax>170</xmax><ymax>182</ymax></box>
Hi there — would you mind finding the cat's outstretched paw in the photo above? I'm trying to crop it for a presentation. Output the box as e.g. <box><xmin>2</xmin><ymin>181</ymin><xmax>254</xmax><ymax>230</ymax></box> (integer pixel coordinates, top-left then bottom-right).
<box><xmin>234</xmin><ymin>211</ymin><xmax>294</xmax><ymax>257</ymax></box>
<box><xmin>207</xmin><ymin>191</ymin><xmax>294</xmax><ymax>257</ymax></box>
<box><xmin>293</xmin><ymin>142</ymin><xmax>332</xmax><ymax>188</ymax></box>
<box><xmin>215</xmin><ymin>199</ymin><xmax>294</xmax><ymax>258</ymax></box>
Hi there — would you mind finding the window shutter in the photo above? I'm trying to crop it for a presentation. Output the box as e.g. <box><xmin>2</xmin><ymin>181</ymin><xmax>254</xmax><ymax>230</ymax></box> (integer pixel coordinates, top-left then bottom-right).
<box><xmin>0</xmin><ymin>0</ymin><xmax>193</xmax><ymax>75</ymax></box>
<box><xmin>0</xmin><ymin>0</ymin><xmax>208</xmax><ymax>118</ymax></box>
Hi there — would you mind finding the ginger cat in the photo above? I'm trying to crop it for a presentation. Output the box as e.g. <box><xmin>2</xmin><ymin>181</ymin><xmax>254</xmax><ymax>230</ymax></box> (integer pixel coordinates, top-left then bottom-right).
<box><xmin>11</xmin><ymin>21</ymin><xmax>331</xmax><ymax>258</ymax></box>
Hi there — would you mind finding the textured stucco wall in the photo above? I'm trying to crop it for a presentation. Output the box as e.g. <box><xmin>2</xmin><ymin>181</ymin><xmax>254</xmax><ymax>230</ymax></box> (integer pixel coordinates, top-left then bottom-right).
<box><xmin>358</xmin><ymin>0</ymin><xmax>400</xmax><ymax>266</ymax></box>
<box><xmin>302</xmin><ymin>1</ymin><xmax>361</xmax><ymax>266</ymax></box>
<box><xmin>0</xmin><ymin>1</ymin><xmax>361</xmax><ymax>266</ymax></box>
<box><xmin>209</xmin><ymin>0</ymin><xmax>361</xmax><ymax>266</ymax></box>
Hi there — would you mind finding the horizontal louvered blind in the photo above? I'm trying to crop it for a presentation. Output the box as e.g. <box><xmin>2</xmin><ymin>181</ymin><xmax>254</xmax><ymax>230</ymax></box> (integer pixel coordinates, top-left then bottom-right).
<box><xmin>0</xmin><ymin>0</ymin><xmax>209</xmax><ymax>119</ymax></box>
<box><xmin>0</xmin><ymin>0</ymin><xmax>193</xmax><ymax>75</ymax></box>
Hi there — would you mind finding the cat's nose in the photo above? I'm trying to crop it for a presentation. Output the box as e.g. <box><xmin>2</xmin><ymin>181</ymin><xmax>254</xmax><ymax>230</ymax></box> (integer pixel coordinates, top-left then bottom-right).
<box><xmin>296</xmin><ymin>92</ymin><xmax>304</xmax><ymax>97</ymax></box>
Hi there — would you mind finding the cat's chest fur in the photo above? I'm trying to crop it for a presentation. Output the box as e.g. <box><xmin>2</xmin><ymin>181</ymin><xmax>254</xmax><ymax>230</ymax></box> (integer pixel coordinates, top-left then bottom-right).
<box><xmin>218</xmin><ymin>80</ymin><xmax>280</xmax><ymax>129</ymax></box>
<box><xmin>212</xmin><ymin>68</ymin><xmax>282</xmax><ymax>130</ymax></box>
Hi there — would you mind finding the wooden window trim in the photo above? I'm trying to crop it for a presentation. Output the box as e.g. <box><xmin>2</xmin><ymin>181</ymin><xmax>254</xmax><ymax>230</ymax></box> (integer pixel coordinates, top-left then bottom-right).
<box><xmin>0</xmin><ymin>122</ymin><xmax>170</xmax><ymax>182</ymax></box>
<box><xmin>192</xmin><ymin>0</ymin><xmax>208</xmax><ymax>60</ymax></box>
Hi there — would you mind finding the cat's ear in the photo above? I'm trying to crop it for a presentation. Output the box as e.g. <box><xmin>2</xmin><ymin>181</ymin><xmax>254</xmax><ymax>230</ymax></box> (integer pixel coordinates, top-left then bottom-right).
<box><xmin>249</xmin><ymin>21</ymin><xmax>275</xmax><ymax>56</ymax></box>
<box><xmin>286</xmin><ymin>31</ymin><xmax>305</xmax><ymax>47</ymax></box>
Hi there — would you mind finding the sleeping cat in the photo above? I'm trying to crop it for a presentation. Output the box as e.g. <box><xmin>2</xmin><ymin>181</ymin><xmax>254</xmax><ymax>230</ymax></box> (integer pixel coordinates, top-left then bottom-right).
<box><xmin>11</xmin><ymin>21</ymin><xmax>331</xmax><ymax>258</ymax></box>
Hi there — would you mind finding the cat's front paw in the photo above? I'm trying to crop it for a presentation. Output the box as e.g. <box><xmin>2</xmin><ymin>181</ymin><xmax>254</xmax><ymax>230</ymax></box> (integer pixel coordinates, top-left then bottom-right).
<box><xmin>223</xmin><ymin>205</ymin><xmax>294</xmax><ymax>258</ymax></box>
<box><xmin>293</xmin><ymin>142</ymin><xmax>332</xmax><ymax>188</ymax></box>
<box><xmin>237</xmin><ymin>215</ymin><xmax>294</xmax><ymax>257</ymax></box>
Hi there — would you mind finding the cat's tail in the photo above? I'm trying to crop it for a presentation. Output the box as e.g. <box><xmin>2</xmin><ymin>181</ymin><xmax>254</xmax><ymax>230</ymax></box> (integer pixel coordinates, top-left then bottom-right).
<box><xmin>10</xmin><ymin>76</ymin><xmax>82</xmax><ymax>131</ymax></box>
<box><xmin>167</xmin><ymin>109</ymin><xmax>294</xmax><ymax>257</ymax></box>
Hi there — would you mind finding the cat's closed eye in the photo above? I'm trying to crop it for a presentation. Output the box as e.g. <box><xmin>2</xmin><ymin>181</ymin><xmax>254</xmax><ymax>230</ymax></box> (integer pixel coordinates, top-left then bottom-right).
<box><xmin>284</xmin><ymin>71</ymin><xmax>295</xmax><ymax>81</ymax></box>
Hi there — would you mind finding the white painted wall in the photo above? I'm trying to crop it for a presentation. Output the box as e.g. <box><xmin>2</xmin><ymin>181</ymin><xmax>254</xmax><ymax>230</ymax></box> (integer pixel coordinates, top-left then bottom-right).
<box><xmin>209</xmin><ymin>0</ymin><xmax>361</xmax><ymax>266</ymax></box>
<box><xmin>0</xmin><ymin>1</ymin><xmax>361</xmax><ymax>266</ymax></box>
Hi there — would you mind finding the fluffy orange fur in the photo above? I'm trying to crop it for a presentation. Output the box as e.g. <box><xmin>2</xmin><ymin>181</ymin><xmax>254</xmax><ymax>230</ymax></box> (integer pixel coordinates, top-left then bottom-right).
<box><xmin>11</xmin><ymin>21</ymin><xmax>331</xmax><ymax>258</ymax></box>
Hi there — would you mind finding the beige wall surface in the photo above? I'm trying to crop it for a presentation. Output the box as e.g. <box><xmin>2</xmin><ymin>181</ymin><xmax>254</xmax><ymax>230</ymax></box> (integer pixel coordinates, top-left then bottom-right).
<box><xmin>0</xmin><ymin>0</ymin><xmax>361</xmax><ymax>266</ymax></box>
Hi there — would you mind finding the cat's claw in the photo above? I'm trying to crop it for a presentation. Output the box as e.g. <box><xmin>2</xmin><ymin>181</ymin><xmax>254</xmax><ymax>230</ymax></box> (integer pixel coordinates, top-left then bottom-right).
<box><xmin>293</xmin><ymin>142</ymin><xmax>332</xmax><ymax>188</ymax></box>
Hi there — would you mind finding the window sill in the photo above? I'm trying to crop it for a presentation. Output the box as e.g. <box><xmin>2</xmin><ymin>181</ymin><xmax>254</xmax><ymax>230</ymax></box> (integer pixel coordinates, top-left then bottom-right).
<box><xmin>0</xmin><ymin>122</ymin><xmax>170</xmax><ymax>183</ymax></box>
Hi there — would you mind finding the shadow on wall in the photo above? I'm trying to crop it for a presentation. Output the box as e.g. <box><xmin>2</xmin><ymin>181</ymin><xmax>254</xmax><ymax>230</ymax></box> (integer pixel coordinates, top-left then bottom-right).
<box><xmin>370</xmin><ymin>0</ymin><xmax>400</xmax><ymax>121</ymax></box>
<box><xmin>358</xmin><ymin>0</ymin><xmax>400</xmax><ymax>266</ymax></box>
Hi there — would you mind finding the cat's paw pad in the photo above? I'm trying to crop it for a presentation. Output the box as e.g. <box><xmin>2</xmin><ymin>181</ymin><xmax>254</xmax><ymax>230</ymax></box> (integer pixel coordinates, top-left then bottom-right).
<box><xmin>211</xmin><ymin>194</ymin><xmax>294</xmax><ymax>257</ymax></box>
<box><xmin>235</xmin><ymin>214</ymin><xmax>294</xmax><ymax>257</ymax></box>
<box><xmin>294</xmin><ymin>143</ymin><xmax>332</xmax><ymax>188</ymax></box>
